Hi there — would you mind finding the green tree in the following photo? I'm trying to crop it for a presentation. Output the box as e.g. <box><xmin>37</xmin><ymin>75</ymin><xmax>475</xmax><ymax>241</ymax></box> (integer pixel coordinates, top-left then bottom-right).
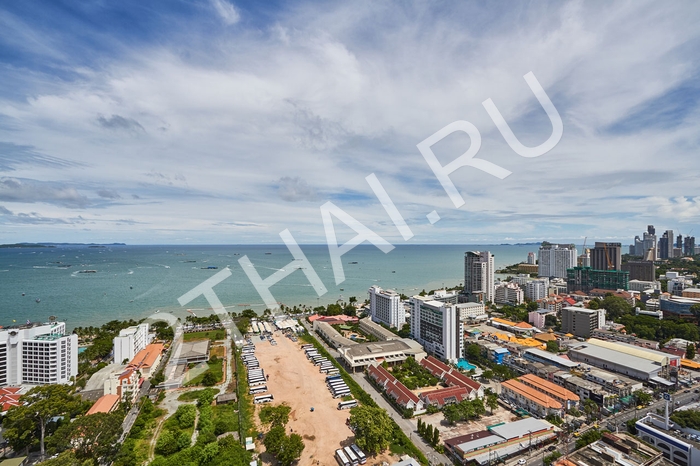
<box><xmin>546</xmin><ymin>341</ymin><xmax>559</xmax><ymax>353</ymax></box>
<box><xmin>155</xmin><ymin>430</ymin><xmax>179</xmax><ymax>456</ymax></box>
<box><xmin>2</xmin><ymin>384</ymin><xmax>80</xmax><ymax>459</ymax></box>
<box><xmin>526</xmin><ymin>301</ymin><xmax>539</xmax><ymax>312</ymax></box>
<box><xmin>348</xmin><ymin>406</ymin><xmax>394</xmax><ymax>454</ymax></box>
<box><xmin>588</xmin><ymin>299</ymin><xmax>600</xmax><ymax>310</ymax></box>
<box><xmin>482</xmin><ymin>370</ymin><xmax>494</xmax><ymax>380</ymax></box>
<box><xmin>202</xmin><ymin>371</ymin><xmax>218</xmax><ymax>387</ymax></box>
<box><xmin>431</xmin><ymin>426</ymin><xmax>440</xmax><ymax>447</ymax></box>
<box><xmin>634</xmin><ymin>390</ymin><xmax>653</xmax><ymax>406</ymax></box>
<box><xmin>278</xmin><ymin>433</ymin><xmax>305</xmax><ymax>466</ymax></box>
<box><xmin>258</xmin><ymin>403</ymin><xmax>292</xmax><ymax>427</ymax></box>
<box><xmin>465</xmin><ymin>344</ymin><xmax>481</xmax><ymax>361</ymax></box>
<box><xmin>176</xmin><ymin>404</ymin><xmax>197</xmax><ymax>429</ymax></box>
<box><xmin>442</xmin><ymin>404</ymin><xmax>461</xmax><ymax>425</ymax></box>
<box><xmin>486</xmin><ymin>393</ymin><xmax>499</xmax><ymax>414</ymax></box>
<box><xmin>687</xmin><ymin>343</ymin><xmax>696</xmax><ymax>360</ymax></box>
<box><xmin>61</xmin><ymin>412</ymin><xmax>123</xmax><ymax>462</ymax></box>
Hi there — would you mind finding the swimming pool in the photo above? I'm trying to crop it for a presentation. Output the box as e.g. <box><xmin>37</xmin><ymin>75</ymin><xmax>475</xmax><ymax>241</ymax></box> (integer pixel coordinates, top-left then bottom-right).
<box><xmin>457</xmin><ymin>359</ymin><xmax>476</xmax><ymax>371</ymax></box>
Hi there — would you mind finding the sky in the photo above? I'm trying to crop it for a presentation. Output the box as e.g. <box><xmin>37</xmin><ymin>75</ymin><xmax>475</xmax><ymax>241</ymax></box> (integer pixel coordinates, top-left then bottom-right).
<box><xmin>0</xmin><ymin>0</ymin><xmax>699</xmax><ymax>245</ymax></box>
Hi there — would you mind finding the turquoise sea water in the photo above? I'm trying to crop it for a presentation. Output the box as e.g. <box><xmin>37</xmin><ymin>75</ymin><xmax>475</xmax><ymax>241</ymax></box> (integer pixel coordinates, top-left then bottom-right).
<box><xmin>0</xmin><ymin>244</ymin><xmax>537</xmax><ymax>330</ymax></box>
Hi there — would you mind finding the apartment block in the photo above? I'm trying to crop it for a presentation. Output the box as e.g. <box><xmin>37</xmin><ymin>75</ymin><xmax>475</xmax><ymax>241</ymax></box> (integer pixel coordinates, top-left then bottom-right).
<box><xmin>368</xmin><ymin>286</ymin><xmax>404</xmax><ymax>329</ymax></box>
<box><xmin>561</xmin><ymin>307</ymin><xmax>606</xmax><ymax>338</ymax></box>
<box><xmin>0</xmin><ymin>321</ymin><xmax>78</xmax><ymax>387</ymax></box>
<box><xmin>410</xmin><ymin>297</ymin><xmax>463</xmax><ymax>363</ymax></box>
<box><xmin>113</xmin><ymin>323</ymin><xmax>150</xmax><ymax>365</ymax></box>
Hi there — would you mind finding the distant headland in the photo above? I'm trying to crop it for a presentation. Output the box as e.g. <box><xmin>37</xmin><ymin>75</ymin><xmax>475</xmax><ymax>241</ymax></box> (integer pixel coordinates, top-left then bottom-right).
<box><xmin>0</xmin><ymin>242</ymin><xmax>127</xmax><ymax>248</ymax></box>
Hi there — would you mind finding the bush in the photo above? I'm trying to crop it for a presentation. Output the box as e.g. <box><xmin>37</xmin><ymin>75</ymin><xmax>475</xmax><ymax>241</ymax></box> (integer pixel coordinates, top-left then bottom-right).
<box><xmin>175</xmin><ymin>405</ymin><xmax>197</xmax><ymax>429</ymax></box>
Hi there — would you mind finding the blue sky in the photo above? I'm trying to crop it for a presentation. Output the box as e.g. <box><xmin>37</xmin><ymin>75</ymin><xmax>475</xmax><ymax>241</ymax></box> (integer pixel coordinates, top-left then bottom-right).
<box><xmin>1</xmin><ymin>1</ymin><xmax>700</xmax><ymax>245</ymax></box>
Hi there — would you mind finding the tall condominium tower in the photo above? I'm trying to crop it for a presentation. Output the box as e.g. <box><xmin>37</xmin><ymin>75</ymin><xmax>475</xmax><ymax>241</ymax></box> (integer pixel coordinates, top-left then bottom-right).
<box><xmin>464</xmin><ymin>251</ymin><xmax>494</xmax><ymax>304</ymax></box>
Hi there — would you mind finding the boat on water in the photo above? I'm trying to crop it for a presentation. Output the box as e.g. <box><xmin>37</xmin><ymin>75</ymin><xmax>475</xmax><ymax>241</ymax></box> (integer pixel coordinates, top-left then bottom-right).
<box><xmin>78</xmin><ymin>270</ymin><xmax>97</xmax><ymax>273</ymax></box>
<box><xmin>348</xmin><ymin>261</ymin><xmax>358</xmax><ymax>264</ymax></box>
<box><xmin>265</xmin><ymin>252</ymin><xmax>272</xmax><ymax>255</ymax></box>
<box><xmin>201</xmin><ymin>266</ymin><xmax>218</xmax><ymax>269</ymax></box>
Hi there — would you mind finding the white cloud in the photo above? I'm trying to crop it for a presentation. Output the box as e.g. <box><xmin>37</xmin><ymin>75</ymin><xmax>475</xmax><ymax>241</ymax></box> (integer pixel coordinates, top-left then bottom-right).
<box><xmin>211</xmin><ymin>0</ymin><xmax>241</xmax><ymax>26</ymax></box>
<box><xmin>0</xmin><ymin>2</ymin><xmax>699</xmax><ymax>244</ymax></box>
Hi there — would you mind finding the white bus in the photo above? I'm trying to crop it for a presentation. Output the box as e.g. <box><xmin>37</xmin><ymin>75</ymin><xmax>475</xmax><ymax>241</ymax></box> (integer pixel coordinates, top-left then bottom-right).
<box><xmin>314</xmin><ymin>359</ymin><xmax>329</xmax><ymax>366</ymax></box>
<box><xmin>301</xmin><ymin>344</ymin><xmax>314</xmax><ymax>349</ymax></box>
<box><xmin>344</xmin><ymin>446</ymin><xmax>359</xmax><ymax>465</ymax></box>
<box><xmin>328</xmin><ymin>382</ymin><xmax>348</xmax><ymax>390</ymax></box>
<box><xmin>351</xmin><ymin>444</ymin><xmax>367</xmax><ymax>464</ymax></box>
<box><xmin>253</xmin><ymin>394</ymin><xmax>274</xmax><ymax>404</ymax></box>
<box><xmin>337</xmin><ymin>400</ymin><xmax>358</xmax><ymax>410</ymax></box>
<box><xmin>325</xmin><ymin>368</ymin><xmax>340</xmax><ymax>376</ymax></box>
<box><xmin>249</xmin><ymin>379</ymin><xmax>266</xmax><ymax>387</ymax></box>
<box><xmin>249</xmin><ymin>386</ymin><xmax>268</xmax><ymax>395</ymax></box>
<box><xmin>335</xmin><ymin>449</ymin><xmax>351</xmax><ymax>466</ymax></box>
<box><xmin>320</xmin><ymin>366</ymin><xmax>336</xmax><ymax>374</ymax></box>
<box><xmin>333</xmin><ymin>389</ymin><xmax>351</xmax><ymax>398</ymax></box>
<box><xmin>326</xmin><ymin>374</ymin><xmax>342</xmax><ymax>382</ymax></box>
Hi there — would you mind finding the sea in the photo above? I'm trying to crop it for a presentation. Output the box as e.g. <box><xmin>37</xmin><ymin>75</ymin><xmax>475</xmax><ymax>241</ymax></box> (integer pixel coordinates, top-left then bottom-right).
<box><xmin>0</xmin><ymin>244</ymin><xmax>538</xmax><ymax>330</ymax></box>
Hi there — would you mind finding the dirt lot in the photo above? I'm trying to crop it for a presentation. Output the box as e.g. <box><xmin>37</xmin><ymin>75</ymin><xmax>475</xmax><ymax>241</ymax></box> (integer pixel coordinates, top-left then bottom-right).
<box><xmin>413</xmin><ymin>405</ymin><xmax>519</xmax><ymax>439</ymax></box>
<box><xmin>253</xmin><ymin>334</ymin><xmax>358</xmax><ymax>464</ymax></box>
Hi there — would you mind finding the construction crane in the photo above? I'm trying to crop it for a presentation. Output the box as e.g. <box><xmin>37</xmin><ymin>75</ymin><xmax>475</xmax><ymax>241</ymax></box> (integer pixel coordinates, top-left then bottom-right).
<box><xmin>603</xmin><ymin>242</ymin><xmax>613</xmax><ymax>270</ymax></box>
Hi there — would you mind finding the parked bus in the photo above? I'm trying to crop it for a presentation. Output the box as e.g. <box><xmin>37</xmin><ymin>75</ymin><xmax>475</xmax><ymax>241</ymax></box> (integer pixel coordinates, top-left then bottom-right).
<box><xmin>320</xmin><ymin>366</ymin><xmax>336</xmax><ymax>374</ymax></box>
<box><xmin>328</xmin><ymin>382</ymin><xmax>348</xmax><ymax>390</ymax></box>
<box><xmin>335</xmin><ymin>449</ymin><xmax>351</xmax><ymax>466</ymax></box>
<box><xmin>337</xmin><ymin>400</ymin><xmax>358</xmax><ymax>410</ymax></box>
<box><xmin>333</xmin><ymin>389</ymin><xmax>351</xmax><ymax>398</ymax></box>
<box><xmin>253</xmin><ymin>394</ymin><xmax>274</xmax><ymax>404</ymax></box>
<box><xmin>326</xmin><ymin>374</ymin><xmax>342</xmax><ymax>382</ymax></box>
<box><xmin>249</xmin><ymin>379</ymin><xmax>266</xmax><ymax>387</ymax></box>
<box><xmin>351</xmin><ymin>444</ymin><xmax>367</xmax><ymax>464</ymax></box>
<box><xmin>249</xmin><ymin>386</ymin><xmax>268</xmax><ymax>395</ymax></box>
<box><xmin>344</xmin><ymin>446</ymin><xmax>359</xmax><ymax>465</ymax></box>
<box><xmin>314</xmin><ymin>359</ymin><xmax>329</xmax><ymax>366</ymax></box>
<box><xmin>301</xmin><ymin>344</ymin><xmax>314</xmax><ymax>350</ymax></box>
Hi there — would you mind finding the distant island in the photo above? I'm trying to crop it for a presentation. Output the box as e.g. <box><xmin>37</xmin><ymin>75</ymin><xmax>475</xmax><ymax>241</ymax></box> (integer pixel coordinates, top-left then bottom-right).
<box><xmin>0</xmin><ymin>243</ymin><xmax>54</xmax><ymax>248</ymax></box>
<box><xmin>0</xmin><ymin>242</ymin><xmax>126</xmax><ymax>248</ymax></box>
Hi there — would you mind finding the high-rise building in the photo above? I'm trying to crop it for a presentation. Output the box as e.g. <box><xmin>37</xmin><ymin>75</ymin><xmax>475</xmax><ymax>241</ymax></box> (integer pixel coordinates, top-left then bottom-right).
<box><xmin>561</xmin><ymin>307</ymin><xmax>606</xmax><ymax>338</ymax></box>
<box><xmin>368</xmin><ymin>286</ymin><xmax>404</xmax><ymax>329</ymax></box>
<box><xmin>590</xmin><ymin>242</ymin><xmax>621</xmax><ymax>271</ymax></box>
<box><xmin>676</xmin><ymin>234</ymin><xmax>683</xmax><ymax>250</ymax></box>
<box><xmin>648</xmin><ymin>225</ymin><xmax>655</xmax><ymax>236</ymax></box>
<box><xmin>527</xmin><ymin>252</ymin><xmax>536</xmax><ymax>265</ymax></box>
<box><xmin>113</xmin><ymin>323</ymin><xmax>150</xmax><ymax>365</ymax></box>
<box><xmin>410</xmin><ymin>296</ymin><xmax>463</xmax><ymax>363</ymax></box>
<box><xmin>538</xmin><ymin>243</ymin><xmax>577</xmax><ymax>278</ymax></box>
<box><xmin>464</xmin><ymin>251</ymin><xmax>494</xmax><ymax>304</ymax></box>
<box><xmin>684</xmin><ymin>236</ymin><xmax>696</xmax><ymax>257</ymax></box>
<box><xmin>659</xmin><ymin>230</ymin><xmax>674</xmax><ymax>259</ymax></box>
<box><xmin>0</xmin><ymin>321</ymin><xmax>78</xmax><ymax>387</ymax></box>
<box><xmin>632</xmin><ymin>226</ymin><xmax>657</xmax><ymax>259</ymax></box>
<box><xmin>621</xmin><ymin>261</ymin><xmax>656</xmax><ymax>282</ymax></box>
<box><xmin>566</xmin><ymin>267</ymin><xmax>629</xmax><ymax>293</ymax></box>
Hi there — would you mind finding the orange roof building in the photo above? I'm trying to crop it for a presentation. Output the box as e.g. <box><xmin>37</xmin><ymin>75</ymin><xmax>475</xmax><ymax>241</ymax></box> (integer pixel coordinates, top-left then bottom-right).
<box><xmin>518</xmin><ymin>374</ymin><xmax>579</xmax><ymax>410</ymax></box>
<box><xmin>500</xmin><ymin>379</ymin><xmax>562</xmax><ymax>417</ymax></box>
<box><xmin>86</xmin><ymin>394</ymin><xmax>119</xmax><ymax>415</ymax></box>
<box><xmin>127</xmin><ymin>343</ymin><xmax>164</xmax><ymax>378</ymax></box>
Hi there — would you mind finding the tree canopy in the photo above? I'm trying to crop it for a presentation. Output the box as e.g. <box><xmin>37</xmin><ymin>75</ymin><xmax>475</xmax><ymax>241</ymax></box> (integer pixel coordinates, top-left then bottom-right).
<box><xmin>348</xmin><ymin>406</ymin><xmax>394</xmax><ymax>454</ymax></box>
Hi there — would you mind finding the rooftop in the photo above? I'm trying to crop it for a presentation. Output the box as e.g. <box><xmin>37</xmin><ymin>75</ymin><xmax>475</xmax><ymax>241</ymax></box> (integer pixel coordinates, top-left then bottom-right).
<box><xmin>518</xmin><ymin>374</ymin><xmax>580</xmax><ymax>401</ymax></box>
<box><xmin>501</xmin><ymin>379</ymin><xmax>562</xmax><ymax>409</ymax></box>
<box><xmin>86</xmin><ymin>394</ymin><xmax>119</xmax><ymax>415</ymax></box>
<box><xmin>129</xmin><ymin>343</ymin><xmax>164</xmax><ymax>369</ymax></box>
<box><xmin>569</xmin><ymin>343</ymin><xmax>663</xmax><ymax>375</ymax></box>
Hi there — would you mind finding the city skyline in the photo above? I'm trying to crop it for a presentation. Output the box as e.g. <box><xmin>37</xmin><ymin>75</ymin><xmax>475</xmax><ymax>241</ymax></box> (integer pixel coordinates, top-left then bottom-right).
<box><xmin>1</xmin><ymin>1</ymin><xmax>700</xmax><ymax>245</ymax></box>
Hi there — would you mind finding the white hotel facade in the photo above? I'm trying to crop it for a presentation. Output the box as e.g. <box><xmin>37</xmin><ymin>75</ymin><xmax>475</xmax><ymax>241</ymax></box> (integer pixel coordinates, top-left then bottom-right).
<box><xmin>368</xmin><ymin>286</ymin><xmax>405</xmax><ymax>329</ymax></box>
<box><xmin>113</xmin><ymin>323</ymin><xmax>150</xmax><ymax>364</ymax></box>
<box><xmin>410</xmin><ymin>296</ymin><xmax>463</xmax><ymax>364</ymax></box>
<box><xmin>0</xmin><ymin>321</ymin><xmax>78</xmax><ymax>387</ymax></box>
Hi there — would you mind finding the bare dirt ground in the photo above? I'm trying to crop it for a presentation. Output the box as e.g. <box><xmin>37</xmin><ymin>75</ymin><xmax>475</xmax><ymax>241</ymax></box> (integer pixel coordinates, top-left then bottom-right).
<box><xmin>414</xmin><ymin>405</ymin><xmax>519</xmax><ymax>439</ymax></box>
<box><xmin>253</xmin><ymin>333</ymin><xmax>396</xmax><ymax>465</ymax></box>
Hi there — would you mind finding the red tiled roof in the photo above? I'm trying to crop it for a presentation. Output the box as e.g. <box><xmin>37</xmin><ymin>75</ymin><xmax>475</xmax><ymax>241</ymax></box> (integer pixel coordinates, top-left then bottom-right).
<box><xmin>501</xmin><ymin>379</ymin><xmax>562</xmax><ymax>409</ymax></box>
<box><xmin>443</xmin><ymin>371</ymin><xmax>482</xmax><ymax>393</ymax></box>
<box><xmin>0</xmin><ymin>387</ymin><xmax>21</xmax><ymax>412</ymax></box>
<box><xmin>420</xmin><ymin>356</ymin><xmax>451</xmax><ymax>378</ymax></box>
<box><xmin>367</xmin><ymin>364</ymin><xmax>420</xmax><ymax>408</ymax></box>
<box><xmin>514</xmin><ymin>322</ymin><xmax>533</xmax><ymax>329</ymax></box>
<box><xmin>367</xmin><ymin>363</ymin><xmax>394</xmax><ymax>387</ymax></box>
<box><xmin>420</xmin><ymin>386</ymin><xmax>471</xmax><ymax>406</ymax></box>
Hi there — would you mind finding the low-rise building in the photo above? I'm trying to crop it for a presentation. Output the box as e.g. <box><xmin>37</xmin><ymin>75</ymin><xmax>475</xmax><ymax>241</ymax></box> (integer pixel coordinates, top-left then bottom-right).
<box><xmin>445</xmin><ymin>417</ymin><xmax>557</xmax><ymax>465</ymax></box>
<box><xmin>494</xmin><ymin>283</ymin><xmax>524</xmax><ymax>305</ymax></box>
<box><xmin>500</xmin><ymin>378</ymin><xmax>563</xmax><ymax>417</ymax></box>
<box><xmin>104</xmin><ymin>366</ymin><xmax>140</xmax><ymax>403</ymax></box>
<box><xmin>338</xmin><ymin>339</ymin><xmax>426</xmax><ymax>372</ymax></box>
<box><xmin>590</xmin><ymin>329</ymin><xmax>660</xmax><ymax>350</ymax></box>
<box><xmin>419</xmin><ymin>385</ymin><xmax>472</xmax><ymax>408</ymax></box>
<box><xmin>366</xmin><ymin>363</ymin><xmax>425</xmax><ymax>414</ymax></box>
<box><xmin>552</xmin><ymin>371</ymin><xmax>617</xmax><ymax>408</ymax></box>
<box><xmin>359</xmin><ymin>317</ymin><xmax>399</xmax><ymax>341</ymax></box>
<box><xmin>523</xmin><ymin>348</ymin><xmax>580</xmax><ymax>371</ymax></box>
<box><xmin>86</xmin><ymin>394</ymin><xmax>120</xmax><ymax>415</ymax></box>
<box><xmin>313</xmin><ymin>320</ymin><xmax>358</xmax><ymax>348</ymax></box>
<box><xmin>127</xmin><ymin>343</ymin><xmax>164</xmax><ymax>379</ymax></box>
<box><xmin>636</xmin><ymin>413</ymin><xmax>700</xmax><ymax>466</ymax></box>
<box><xmin>517</xmin><ymin>373</ymin><xmax>579</xmax><ymax>411</ymax></box>
<box><xmin>420</xmin><ymin>356</ymin><xmax>483</xmax><ymax>398</ymax></box>
<box><xmin>557</xmin><ymin>431</ymin><xmax>664</xmax><ymax>466</ymax></box>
